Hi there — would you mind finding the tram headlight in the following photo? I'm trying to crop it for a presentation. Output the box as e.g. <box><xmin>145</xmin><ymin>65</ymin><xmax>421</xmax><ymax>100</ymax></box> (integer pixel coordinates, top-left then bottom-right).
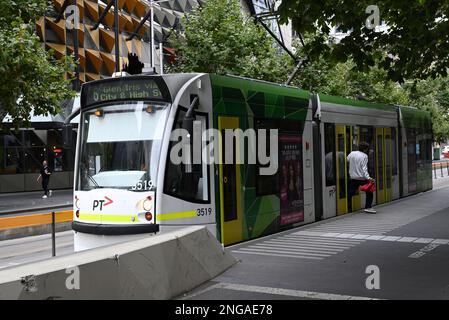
<box><xmin>136</xmin><ymin>195</ymin><xmax>153</xmax><ymax>212</ymax></box>
<box><xmin>143</xmin><ymin>196</ymin><xmax>152</xmax><ymax>211</ymax></box>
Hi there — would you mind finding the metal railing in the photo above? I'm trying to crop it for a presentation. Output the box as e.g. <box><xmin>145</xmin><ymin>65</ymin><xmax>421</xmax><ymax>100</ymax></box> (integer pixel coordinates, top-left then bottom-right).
<box><xmin>432</xmin><ymin>160</ymin><xmax>449</xmax><ymax>179</ymax></box>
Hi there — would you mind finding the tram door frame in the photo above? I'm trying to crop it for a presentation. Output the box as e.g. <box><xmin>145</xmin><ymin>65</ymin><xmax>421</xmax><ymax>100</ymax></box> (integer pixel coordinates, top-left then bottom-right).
<box><xmin>350</xmin><ymin>126</ymin><xmax>361</xmax><ymax>212</ymax></box>
<box><xmin>335</xmin><ymin>125</ymin><xmax>348</xmax><ymax>215</ymax></box>
<box><xmin>375</xmin><ymin>128</ymin><xmax>393</xmax><ymax>205</ymax></box>
<box><xmin>218</xmin><ymin>116</ymin><xmax>243</xmax><ymax>245</ymax></box>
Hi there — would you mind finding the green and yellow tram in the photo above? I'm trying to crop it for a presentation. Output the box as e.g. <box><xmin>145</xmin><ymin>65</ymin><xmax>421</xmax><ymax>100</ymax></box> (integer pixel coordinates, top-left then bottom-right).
<box><xmin>70</xmin><ymin>73</ymin><xmax>432</xmax><ymax>250</ymax></box>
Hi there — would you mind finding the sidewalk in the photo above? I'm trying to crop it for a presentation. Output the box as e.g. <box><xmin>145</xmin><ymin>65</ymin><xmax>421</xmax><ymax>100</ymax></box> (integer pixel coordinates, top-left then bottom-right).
<box><xmin>182</xmin><ymin>181</ymin><xmax>449</xmax><ymax>300</ymax></box>
<box><xmin>0</xmin><ymin>189</ymin><xmax>73</xmax><ymax>216</ymax></box>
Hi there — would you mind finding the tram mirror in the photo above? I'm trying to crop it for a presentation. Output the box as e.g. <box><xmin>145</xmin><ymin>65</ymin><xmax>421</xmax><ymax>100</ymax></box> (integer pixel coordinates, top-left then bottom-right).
<box><xmin>182</xmin><ymin>96</ymin><xmax>199</xmax><ymax>139</ymax></box>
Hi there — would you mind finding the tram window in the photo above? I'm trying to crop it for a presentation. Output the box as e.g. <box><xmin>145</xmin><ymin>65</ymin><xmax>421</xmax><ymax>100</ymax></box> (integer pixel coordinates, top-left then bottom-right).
<box><xmin>352</xmin><ymin>126</ymin><xmax>359</xmax><ymax>153</ymax></box>
<box><xmin>392</xmin><ymin>128</ymin><xmax>398</xmax><ymax>175</ymax></box>
<box><xmin>164</xmin><ymin>109</ymin><xmax>210</xmax><ymax>203</ymax></box>
<box><xmin>255</xmin><ymin>118</ymin><xmax>279</xmax><ymax>196</ymax></box>
<box><xmin>407</xmin><ymin>129</ymin><xmax>417</xmax><ymax>193</ymax></box>
<box><xmin>222</xmin><ymin>129</ymin><xmax>237</xmax><ymax>222</ymax></box>
<box><xmin>377</xmin><ymin>134</ymin><xmax>384</xmax><ymax>190</ymax></box>
<box><xmin>337</xmin><ymin>133</ymin><xmax>346</xmax><ymax>199</ymax></box>
<box><xmin>324</xmin><ymin>123</ymin><xmax>336</xmax><ymax>186</ymax></box>
<box><xmin>385</xmin><ymin>134</ymin><xmax>392</xmax><ymax>188</ymax></box>
<box><xmin>360</xmin><ymin>126</ymin><xmax>375</xmax><ymax>179</ymax></box>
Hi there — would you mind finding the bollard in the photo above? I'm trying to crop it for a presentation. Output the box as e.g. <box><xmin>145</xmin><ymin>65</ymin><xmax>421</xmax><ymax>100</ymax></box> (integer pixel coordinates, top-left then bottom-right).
<box><xmin>434</xmin><ymin>165</ymin><xmax>437</xmax><ymax>179</ymax></box>
<box><xmin>447</xmin><ymin>161</ymin><xmax>449</xmax><ymax>176</ymax></box>
<box><xmin>51</xmin><ymin>211</ymin><xmax>56</xmax><ymax>257</ymax></box>
<box><xmin>441</xmin><ymin>163</ymin><xmax>444</xmax><ymax>178</ymax></box>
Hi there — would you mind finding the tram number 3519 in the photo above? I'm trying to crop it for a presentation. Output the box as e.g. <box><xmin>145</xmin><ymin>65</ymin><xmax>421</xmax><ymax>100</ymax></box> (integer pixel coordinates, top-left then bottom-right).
<box><xmin>197</xmin><ymin>208</ymin><xmax>212</xmax><ymax>216</ymax></box>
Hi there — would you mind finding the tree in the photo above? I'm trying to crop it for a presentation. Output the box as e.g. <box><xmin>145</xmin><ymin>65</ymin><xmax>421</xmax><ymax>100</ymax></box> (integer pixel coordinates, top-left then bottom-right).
<box><xmin>278</xmin><ymin>0</ymin><xmax>449</xmax><ymax>82</ymax></box>
<box><xmin>403</xmin><ymin>78</ymin><xmax>449</xmax><ymax>142</ymax></box>
<box><xmin>168</xmin><ymin>0</ymin><xmax>291</xmax><ymax>83</ymax></box>
<box><xmin>0</xmin><ymin>0</ymin><xmax>75</xmax><ymax>127</ymax></box>
<box><xmin>291</xmin><ymin>40</ymin><xmax>449</xmax><ymax>141</ymax></box>
<box><xmin>291</xmin><ymin>41</ymin><xmax>409</xmax><ymax>105</ymax></box>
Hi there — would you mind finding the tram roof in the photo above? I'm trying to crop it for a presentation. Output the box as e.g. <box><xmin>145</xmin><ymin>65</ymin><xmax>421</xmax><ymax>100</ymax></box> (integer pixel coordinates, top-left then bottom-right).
<box><xmin>319</xmin><ymin>93</ymin><xmax>396</xmax><ymax>111</ymax></box>
<box><xmin>211</xmin><ymin>74</ymin><xmax>310</xmax><ymax>100</ymax></box>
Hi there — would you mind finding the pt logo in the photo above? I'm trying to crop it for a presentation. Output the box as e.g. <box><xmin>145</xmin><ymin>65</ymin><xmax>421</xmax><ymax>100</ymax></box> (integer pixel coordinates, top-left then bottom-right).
<box><xmin>93</xmin><ymin>196</ymin><xmax>113</xmax><ymax>211</ymax></box>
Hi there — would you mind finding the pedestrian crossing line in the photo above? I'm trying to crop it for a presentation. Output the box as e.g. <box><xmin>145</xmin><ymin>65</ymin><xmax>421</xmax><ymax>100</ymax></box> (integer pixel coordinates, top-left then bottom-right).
<box><xmin>253</xmin><ymin>243</ymin><xmax>347</xmax><ymax>253</ymax></box>
<box><xmin>292</xmin><ymin>231</ymin><xmax>449</xmax><ymax>246</ymax></box>
<box><xmin>281</xmin><ymin>235</ymin><xmax>363</xmax><ymax>243</ymax></box>
<box><xmin>307</xmin><ymin>226</ymin><xmax>392</xmax><ymax>231</ymax></box>
<box><xmin>231</xmin><ymin>250</ymin><xmax>324</xmax><ymax>260</ymax></box>
<box><xmin>233</xmin><ymin>233</ymin><xmax>366</xmax><ymax>260</ymax></box>
<box><xmin>265</xmin><ymin>241</ymin><xmax>354</xmax><ymax>250</ymax></box>
<box><xmin>271</xmin><ymin>237</ymin><xmax>358</xmax><ymax>244</ymax></box>
<box><xmin>306</xmin><ymin>228</ymin><xmax>392</xmax><ymax>233</ymax></box>
<box><xmin>248</xmin><ymin>245</ymin><xmax>340</xmax><ymax>255</ymax></box>
<box><xmin>233</xmin><ymin>247</ymin><xmax>332</xmax><ymax>257</ymax></box>
<box><xmin>310</xmin><ymin>223</ymin><xmax>399</xmax><ymax>228</ymax></box>
<box><xmin>309</xmin><ymin>226</ymin><xmax>394</xmax><ymax>231</ymax></box>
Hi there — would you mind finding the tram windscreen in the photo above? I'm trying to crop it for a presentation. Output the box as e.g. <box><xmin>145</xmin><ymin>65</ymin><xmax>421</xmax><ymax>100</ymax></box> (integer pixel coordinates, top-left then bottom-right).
<box><xmin>77</xmin><ymin>102</ymin><xmax>170</xmax><ymax>191</ymax></box>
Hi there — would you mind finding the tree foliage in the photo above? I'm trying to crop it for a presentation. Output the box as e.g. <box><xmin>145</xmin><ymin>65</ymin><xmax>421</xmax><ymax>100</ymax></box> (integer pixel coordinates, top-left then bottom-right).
<box><xmin>168</xmin><ymin>0</ymin><xmax>291</xmax><ymax>83</ymax></box>
<box><xmin>0</xmin><ymin>0</ymin><xmax>75</xmax><ymax>127</ymax></box>
<box><xmin>278</xmin><ymin>0</ymin><xmax>449</xmax><ymax>82</ymax></box>
<box><xmin>292</xmin><ymin>40</ymin><xmax>449</xmax><ymax>142</ymax></box>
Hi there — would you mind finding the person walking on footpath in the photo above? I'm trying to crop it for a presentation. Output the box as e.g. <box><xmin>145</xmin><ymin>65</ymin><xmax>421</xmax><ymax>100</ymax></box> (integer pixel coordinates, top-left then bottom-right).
<box><xmin>347</xmin><ymin>142</ymin><xmax>376</xmax><ymax>213</ymax></box>
<box><xmin>37</xmin><ymin>160</ymin><xmax>52</xmax><ymax>199</ymax></box>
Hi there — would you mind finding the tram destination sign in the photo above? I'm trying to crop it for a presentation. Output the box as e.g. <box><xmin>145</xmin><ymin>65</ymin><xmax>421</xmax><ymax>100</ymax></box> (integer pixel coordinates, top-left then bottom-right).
<box><xmin>83</xmin><ymin>78</ymin><xmax>166</xmax><ymax>106</ymax></box>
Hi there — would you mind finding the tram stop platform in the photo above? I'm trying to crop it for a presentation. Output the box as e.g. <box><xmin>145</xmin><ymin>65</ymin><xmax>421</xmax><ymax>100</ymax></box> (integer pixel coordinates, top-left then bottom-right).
<box><xmin>181</xmin><ymin>179</ymin><xmax>449</xmax><ymax>300</ymax></box>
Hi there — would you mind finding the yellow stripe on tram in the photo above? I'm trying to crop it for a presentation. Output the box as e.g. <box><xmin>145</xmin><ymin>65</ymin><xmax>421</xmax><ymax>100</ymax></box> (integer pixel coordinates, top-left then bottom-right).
<box><xmin>156</xmin><ymin>211</ymin><xmax>197</xmax><ymax>221</ymax></box>
<box><xmin>78</xmin><ymin>214</ymin><xmax>139</xmax><ymax>223</ymax></box>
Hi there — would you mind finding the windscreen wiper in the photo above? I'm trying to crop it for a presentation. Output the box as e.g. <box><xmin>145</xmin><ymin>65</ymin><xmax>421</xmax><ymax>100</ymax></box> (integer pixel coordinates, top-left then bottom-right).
<box><xmin>86</xmin><ymin>172</ymin><xmax>102</xmax><ymax>188</ymax></box>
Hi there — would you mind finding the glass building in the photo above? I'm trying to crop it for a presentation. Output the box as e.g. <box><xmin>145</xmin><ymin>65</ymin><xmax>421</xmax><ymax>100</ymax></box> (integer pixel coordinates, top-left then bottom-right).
<box><xmin>0</xmin><ymin>117</ymin><xmax>77</xmax><ymax>193</ymax></box>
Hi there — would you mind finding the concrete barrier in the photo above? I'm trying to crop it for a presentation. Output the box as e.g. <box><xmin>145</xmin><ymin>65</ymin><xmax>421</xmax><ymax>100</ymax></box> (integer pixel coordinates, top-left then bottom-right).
<box><xmin>0</xmin><ymin>226</ymin><xmax>237</xmax><ymax>299</ymax></box>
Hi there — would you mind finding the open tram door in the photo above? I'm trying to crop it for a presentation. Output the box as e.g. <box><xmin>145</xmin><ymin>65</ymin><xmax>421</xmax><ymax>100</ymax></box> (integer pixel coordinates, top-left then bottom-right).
<box><xmin>218</xmin><ymin>116</ymin><xmax>243</xmax><ymax>245</ymax></box>
<box><xmin>335</xmin><ymin>125</ymin><xmax>362</xmax><ymax>215</ymax></box>
<box><xmin>375</xmin><ymin>128</ymin><xmax>393</xmax><ymax>205</ymax></box>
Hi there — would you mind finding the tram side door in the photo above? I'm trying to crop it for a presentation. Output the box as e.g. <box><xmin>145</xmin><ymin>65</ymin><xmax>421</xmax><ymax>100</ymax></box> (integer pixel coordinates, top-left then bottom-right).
<box><xmin>376</xmin><ymin>128</ymin><xmax>393</xmax><ymax>204</ymax></box>
<box><xmin>335</xmin><ymin>125</ymin><xmax>348</xmax><ymax>215</ymax></box>
<box><xmin>376</xmin><ymin>128</ymin><xmax>393</xmax><ymax>205</ymax></box>
<box><xmin>218</xmin><ymin>116</ymin><xmax>243</xmax><ymax>245</ymax></box>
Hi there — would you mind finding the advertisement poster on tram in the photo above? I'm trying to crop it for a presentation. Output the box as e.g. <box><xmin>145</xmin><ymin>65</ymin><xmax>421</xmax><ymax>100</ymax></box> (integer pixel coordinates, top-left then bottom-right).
<box><xmin>279</xmin><ymin>134</ymin><xmax>304</xmax><ymax>226</ymax></box>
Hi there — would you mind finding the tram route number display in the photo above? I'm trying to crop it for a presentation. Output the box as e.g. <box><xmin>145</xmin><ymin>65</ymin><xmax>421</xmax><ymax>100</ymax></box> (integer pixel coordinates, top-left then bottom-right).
<box><xmin>84</xmin><ymin>79</ymin><xmax>164</xmax><ymax>105</ymax></box>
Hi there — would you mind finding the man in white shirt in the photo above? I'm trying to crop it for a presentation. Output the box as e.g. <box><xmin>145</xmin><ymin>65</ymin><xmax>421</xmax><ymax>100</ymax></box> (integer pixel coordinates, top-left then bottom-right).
<box><xmin>347</xmin><ymin>142</ymin><xmax>376</xmax><ymax>213</ymax></box>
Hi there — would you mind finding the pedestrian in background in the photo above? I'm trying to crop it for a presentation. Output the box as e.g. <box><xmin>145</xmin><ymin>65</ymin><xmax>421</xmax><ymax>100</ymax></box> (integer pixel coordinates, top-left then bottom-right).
<box><xmin>37</xmin><ymin>160</ymin><xmax>52</xmax><ymax>199</ymax></box>
<box><xmin>347</xmin><ymin>142</ymin><xmax>376</xmax><ymax>213</ymax></box>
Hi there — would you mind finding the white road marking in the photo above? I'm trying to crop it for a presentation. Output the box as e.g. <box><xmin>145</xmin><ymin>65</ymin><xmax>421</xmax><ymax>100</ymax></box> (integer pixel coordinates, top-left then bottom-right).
<box><xmin>232</xmin><ymin>250</ymin><xmax>325</xmax><ymax>260</ymax></box>
<box><xmin>409</xmin><ymin>243</ymin><xmax>441</xmax><ymax>259</ymax></box>
<box><xmin>182</xmin><ymin>282</ymin><xmax>381</xmax><ymax>300</ymax></box>
<box><xmin>293</xmin><ymin>230</ymin><xmax>449</xmax><ymax>248</ymax></box>
<box><xmin>396</xmin><ymin>237</ymin><xmax>418</xmax><ymax>243</ymax></box>
<box><xmin>233</xmin><ymin>233</ymin><xmax>364</xmax><ymax>260</ymax></box>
